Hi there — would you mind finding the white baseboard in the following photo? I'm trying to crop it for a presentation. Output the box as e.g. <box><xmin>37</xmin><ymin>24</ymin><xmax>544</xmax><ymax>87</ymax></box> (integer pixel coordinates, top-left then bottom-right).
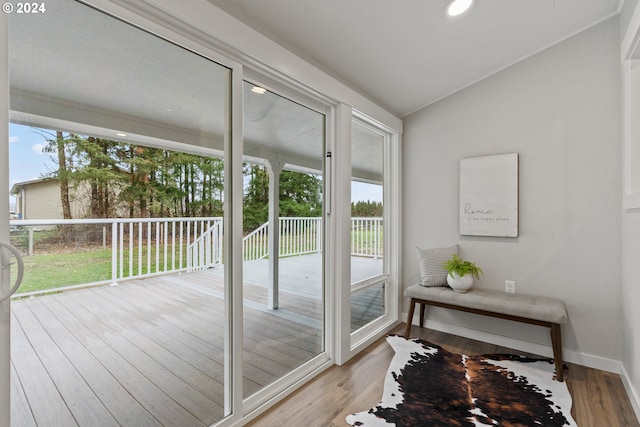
<box><xmin>405</xmin><ymin>314</ymin><xmax>622</xmax><ymax>374</ymax></box>
<box><xmin>621</xmin><ymin>364</ymin><xmax>640</xmax><ymax>424</ymax></box>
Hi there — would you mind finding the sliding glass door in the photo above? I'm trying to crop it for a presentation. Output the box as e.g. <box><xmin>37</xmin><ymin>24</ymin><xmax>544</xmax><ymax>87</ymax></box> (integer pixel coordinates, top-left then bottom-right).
<box><xmin>242</xmin><ymin>80</ymin><xmax>326</xmax><ymax>403</ymax></box>
<box><xmin>8</xmin><ymin>1</ymin><xmax>232</xmax><ymax>425</ymax></box>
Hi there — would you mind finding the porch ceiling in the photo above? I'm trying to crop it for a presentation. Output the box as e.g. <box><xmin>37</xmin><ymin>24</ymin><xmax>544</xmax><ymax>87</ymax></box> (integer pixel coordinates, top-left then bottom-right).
<box><xmin>9</xmin><ymin>0</ymin><xmax>382</xmax><ymax>182</ymax></box>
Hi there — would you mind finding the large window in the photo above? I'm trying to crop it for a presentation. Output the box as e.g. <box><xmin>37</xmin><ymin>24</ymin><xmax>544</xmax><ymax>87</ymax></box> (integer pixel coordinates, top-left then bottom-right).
<box><xmin>350</xmin><ymin>117</ymin><xmax>388</xmax><ymax>333</ymax></box>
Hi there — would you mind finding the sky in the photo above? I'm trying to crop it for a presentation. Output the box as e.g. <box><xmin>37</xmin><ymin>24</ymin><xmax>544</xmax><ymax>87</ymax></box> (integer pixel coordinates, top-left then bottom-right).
<box><xmin>8</xmin><ymin>124</ymin><xmax>56</xmax><ymax>208</ymax></box>
<box><xmin>7</xmin><ymin>123</ymin><xmax>382</xmax><ymax>209</ymax></box>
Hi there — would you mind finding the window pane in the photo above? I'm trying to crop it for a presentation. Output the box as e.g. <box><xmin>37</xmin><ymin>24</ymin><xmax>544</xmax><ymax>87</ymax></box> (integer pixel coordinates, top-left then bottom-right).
<box><xmin>351</xmin><ymin>119</ymin><xmax>385</xmax><ymax>332</ymax></box>
<box><xmin>242</xmin><ymin>81</ymin><xmax>325</xmax><ymax>398</ymax></box>
<box><xmin>351</xmin><ymin>283</ymin><xmax>386</xmax><ymax>331</ymax></box>
<box><xmin>10</xmin><ymin>2</ymin><xmax>231</xmax><ymax>425</ymax></box>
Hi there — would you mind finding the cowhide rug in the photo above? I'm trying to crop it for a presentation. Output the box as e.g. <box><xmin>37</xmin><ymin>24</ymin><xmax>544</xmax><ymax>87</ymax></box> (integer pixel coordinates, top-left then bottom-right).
<box><xmin>346</xmin><ymin>335</ymin><xmax>577</xmax><ymax>427</ymax></box>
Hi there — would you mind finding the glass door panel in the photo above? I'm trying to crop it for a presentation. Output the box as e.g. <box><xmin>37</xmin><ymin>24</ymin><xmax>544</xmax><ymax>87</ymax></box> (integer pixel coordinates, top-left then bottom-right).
<box><xmin>350</xmin><ymin>119</ymin><xmax>386</xmax><ymax>332</ymax></box>
<box><xmin>9</xmin><ymin>2</ymin><xmax>231</xmax><ymax>425</ymax></box>
<box><xmin>242</xmin><ymin>81</ymin><xmax>325</xmax><ymax>398</ymax></box>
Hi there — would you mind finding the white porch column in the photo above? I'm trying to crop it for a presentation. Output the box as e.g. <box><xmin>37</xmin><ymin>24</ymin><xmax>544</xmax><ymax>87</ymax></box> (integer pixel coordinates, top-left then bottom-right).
<box><xmin>266</xmin><ymin>160</ymin><xmax>284</xmax><ymax>310</ymax></box>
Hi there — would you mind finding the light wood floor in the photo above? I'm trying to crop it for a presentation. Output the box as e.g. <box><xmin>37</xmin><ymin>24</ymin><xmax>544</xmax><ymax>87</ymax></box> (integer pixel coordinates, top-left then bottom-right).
<box><xmin>248</xmin><ymin>324</ymin><xmax>640</xmax><ymax>427</ymax></box>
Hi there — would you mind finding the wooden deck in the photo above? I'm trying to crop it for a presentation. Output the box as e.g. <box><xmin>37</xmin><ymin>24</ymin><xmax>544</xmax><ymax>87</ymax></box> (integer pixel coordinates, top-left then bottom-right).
<box><xmin>10</xmin><ymin>254</ymin><xmax>383</xmax><ymax>426</ymax></box>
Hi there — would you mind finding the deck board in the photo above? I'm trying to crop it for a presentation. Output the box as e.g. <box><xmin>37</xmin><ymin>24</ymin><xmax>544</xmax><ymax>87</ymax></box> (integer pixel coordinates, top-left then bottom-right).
<box><xmin>11</xmin><ymin>309</ymin><xmax>79</xmax><ymax>426</ymax></box>
<box><xmin>10</xmin><ymin>362</ymin><xmax>36</xmax><ymax>427</ymax></box>
<box><xmin>10</xmin><ymin>255</ymin><xmax>383</xmax><ymax>426</ymax></box>
<box><xmin>61</xmin><ymin>290</ymin><xmax>221</xmax><ymax>425</ymax></box>
<box><xmin>25</xmin><ymin>297</ymin><xmax>162</xmax><ymax>426</ymax></box>
<box><xmin>12</xmin><ymin>302</ymin><xmax>120</xmax><ymax>426</ymax></box>
<box><xmin>51</xmin><ymin>292</ymin><xmax>208</xmax><ymax>427</ymax></box>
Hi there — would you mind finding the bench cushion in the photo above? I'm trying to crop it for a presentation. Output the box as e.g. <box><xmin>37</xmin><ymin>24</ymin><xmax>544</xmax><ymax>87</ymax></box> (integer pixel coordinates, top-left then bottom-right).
<box><xmin>405</xmin><ymin>284</ymin><xmax>567</xmax><ymax>324</ymax></box>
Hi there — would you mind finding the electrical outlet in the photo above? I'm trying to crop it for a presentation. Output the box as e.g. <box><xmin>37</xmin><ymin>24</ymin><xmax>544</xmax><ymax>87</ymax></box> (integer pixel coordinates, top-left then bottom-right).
<box><xmin>505</xmin><ymin>280</ymin><xmax>515</xmax><ymax>293</ymax></box>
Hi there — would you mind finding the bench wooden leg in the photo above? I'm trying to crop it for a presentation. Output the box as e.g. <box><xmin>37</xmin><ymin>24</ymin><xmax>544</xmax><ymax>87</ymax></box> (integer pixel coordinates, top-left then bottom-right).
<box><xmin>419</xmin><ymin>303</ymin><xmax>426</xmax><ymax>328</ymax></box>
<box><xmin>405</xmin><ymin>298</ymin><xmax>416</xmax><ymax>338</ymax></box>
<box><xmin>551</xmin><ymin>323</ymin><xmax>564</xmax><ymax>381</ymax></box>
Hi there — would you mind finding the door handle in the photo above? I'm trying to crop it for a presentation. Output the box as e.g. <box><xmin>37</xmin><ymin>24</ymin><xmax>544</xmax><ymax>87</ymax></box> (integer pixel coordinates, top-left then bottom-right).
<box><xmin>0</xmin><ymin>241</ymin><xmax>24</xmax><ymax>302</ymax></box>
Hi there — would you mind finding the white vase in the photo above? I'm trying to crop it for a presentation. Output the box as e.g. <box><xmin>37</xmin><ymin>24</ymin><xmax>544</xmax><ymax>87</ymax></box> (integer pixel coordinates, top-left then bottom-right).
<box><xmin>447</xmin><ymin>273</ymin><xmax>473</xmax><ymax>293</ymax></box>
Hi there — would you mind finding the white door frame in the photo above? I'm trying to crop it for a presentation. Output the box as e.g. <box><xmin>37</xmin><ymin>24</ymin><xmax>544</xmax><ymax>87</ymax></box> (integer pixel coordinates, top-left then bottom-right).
<box><xmin>1</xmin><ymin>11</ymin><xmax>11</xmax><ymax>427</ymax></box>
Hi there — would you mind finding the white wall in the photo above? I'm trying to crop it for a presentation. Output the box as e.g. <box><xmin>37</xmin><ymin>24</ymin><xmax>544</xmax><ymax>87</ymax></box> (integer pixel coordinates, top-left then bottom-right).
<box><xmin>403</xmin><ymin>17</ymin><xmax>622</xmax><ymax>369</ymax></box>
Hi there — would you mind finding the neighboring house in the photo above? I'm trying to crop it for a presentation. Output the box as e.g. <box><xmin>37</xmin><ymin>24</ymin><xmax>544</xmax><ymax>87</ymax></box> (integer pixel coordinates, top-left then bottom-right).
<box><xmin>11</xmin><ymin>178</ymin><xmax>67</xmax><ymax>220</ymax></box>
<box><xmin>10</xmin><ymin>178</ymin><xmax>124</xmax><ymax>220</ymax></box>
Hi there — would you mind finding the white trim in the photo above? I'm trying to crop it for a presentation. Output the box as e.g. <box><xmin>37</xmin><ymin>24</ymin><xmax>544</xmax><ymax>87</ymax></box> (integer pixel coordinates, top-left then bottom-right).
<box><xmin>226</xmin><ymin>62</ymin><xmax>244</xmax><ymax>424</ymax></box>
<box><xmin>406</xmin><ymin>314</ymin><xmax>623</xmax><ymax>374</ymax></box>
<box><xmin>0</xmin><ymin>10</ymin><xmax>10</xmax><ymax>427</ymax></box>
<box><xmin>333</xmin><ymin>103</ymin><xmax>353</xmax><ymax>365</ymax></box>
<box><xmin>351</xmin><ymin>274</ymin><xmax>389</xmax><ymax>293</ymax></box>
<box><xmin>621</xmin><ymin>56</ymin><xmax>640</xmax><ymax>209</ymax></box>
<box><xmin>323</xmin><ymin>103</ymin><xmax>338</xmax><ymax>364</ymax></box>
<box><xmin>621</xmin><ymin>364</ymin><xmax>640</xmax><ymax>424</ymax></box>
<box><xmin>621</xmin><ymin>1</ymin><xmax>640</xmax><ymax>209</ymax></box>
<box><xmin>620</xmin><ymin>2</ymin><xmax>640</xmax><ymax>420</ymax></box>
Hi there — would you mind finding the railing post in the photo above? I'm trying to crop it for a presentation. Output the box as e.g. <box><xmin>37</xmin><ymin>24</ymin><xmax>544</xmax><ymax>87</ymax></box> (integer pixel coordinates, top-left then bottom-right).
<box><xmin>316</xmin><ymin>218</ymin><xmax>322</xmax><ymax>253</ymax></box>
<box><xmin>111</xmin><ymin>221</ymin><xmax>118</xmax><ymax>286</ymax></box>
<box><xmin>187</xmin><ymin>244</ymin><xmax>192</xmax><ymax>272</ymax></box>
<box><xmin>217</xmin><ymin>220</ymin><xmax>223</xmax><ymax>264</ymax></box>
<box><xmin>119</xmin><ymin>222</ymin><xmax>124</xmax><ymax>280</ymax></box>
<box><xmin>376</xmin><ymin>218</ymin><xmax>381</xmax><ymax>258</ymax></box>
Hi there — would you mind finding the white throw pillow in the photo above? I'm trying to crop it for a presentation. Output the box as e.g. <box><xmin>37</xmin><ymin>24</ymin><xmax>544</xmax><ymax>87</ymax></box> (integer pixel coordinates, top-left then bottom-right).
<box><xmin>416</xmin><ymin>245</ymin><xmax>459</xmax><ymax>287</ymax></box>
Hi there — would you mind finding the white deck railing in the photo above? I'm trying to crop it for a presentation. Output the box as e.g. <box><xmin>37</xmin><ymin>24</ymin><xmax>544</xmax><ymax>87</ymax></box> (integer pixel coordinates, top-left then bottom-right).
<box><xmin>10</xmin><ymin>217</ymin><xmax>223</xmax><ymax>287</ymax></box>
<box><xmin>243</xmin><ymin>222</ymin><xmax>269</xmax><ymax>261</ymax></box>
<box><xmin>351</xmin><ymin>217</ymin><xmax>383</xmax><ymax>258</ymax></box>
<box><xmin>9</xmin><ymin>216</ymin><xmax>382</xmax><ymax>292</ymax></box>
<box><xmin>241</xmin><ymin>217</ymin><xmax>382</xmax><ymax>262</ymax></box>
<box><xmin>186</xmin><ymin>220</ymin><xmax>224</xmax><ymax>272</ymax></box>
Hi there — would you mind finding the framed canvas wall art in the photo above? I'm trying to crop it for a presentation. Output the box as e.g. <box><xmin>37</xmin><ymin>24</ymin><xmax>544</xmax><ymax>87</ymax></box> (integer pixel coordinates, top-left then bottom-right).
<box><xmin>459</xmin><ymin>153</ymin><xmax>518</xmax><ymax>237</ymax></box>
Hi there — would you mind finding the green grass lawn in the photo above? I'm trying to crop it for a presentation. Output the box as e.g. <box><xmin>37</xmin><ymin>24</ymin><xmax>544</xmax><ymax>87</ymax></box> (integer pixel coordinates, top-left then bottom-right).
<box><xmin>14</xmin><ymin>249</ymin><xmax>113</xmax><ymax>294</ymax></box>
<box><xmin>11</xmin><ymin>246</ymin><xmax>188</xmax><ymax>295</ymax></box>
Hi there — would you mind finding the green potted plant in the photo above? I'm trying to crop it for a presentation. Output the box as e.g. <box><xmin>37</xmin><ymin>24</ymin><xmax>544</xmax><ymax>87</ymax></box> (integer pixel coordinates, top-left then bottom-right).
<box><xmin>442</xmin><ymin>254</ymin><xmax>483</xmax><ymax>293</ymax></box>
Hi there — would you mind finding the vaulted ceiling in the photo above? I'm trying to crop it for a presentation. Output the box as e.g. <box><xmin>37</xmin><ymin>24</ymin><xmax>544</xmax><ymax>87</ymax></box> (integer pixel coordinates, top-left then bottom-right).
<box><xmin>206</xmin><ymin>0</ymin><xmax>622</xmax><ymax>117</ymax></box>
<box><xmin>7</xmin><ymin>0</ymin><xmax>623</xmax><ymax>184</ymax></box>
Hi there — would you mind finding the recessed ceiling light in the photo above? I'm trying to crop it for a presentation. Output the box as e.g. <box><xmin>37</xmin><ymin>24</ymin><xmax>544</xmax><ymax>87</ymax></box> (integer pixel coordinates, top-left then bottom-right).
<box><xmin>251</xmin><ymin>86</ymin><xmax>267</xmax><ymax>95</ymax></box>
<box><xmin>116</xmin><ymin>132</ymin><xmax>127</xmax><ymax>137</ymax></box>
<box><xmin>447</xmin><ymin>0</ymin><xmax>473</xmax><ymax>16</ymax></box>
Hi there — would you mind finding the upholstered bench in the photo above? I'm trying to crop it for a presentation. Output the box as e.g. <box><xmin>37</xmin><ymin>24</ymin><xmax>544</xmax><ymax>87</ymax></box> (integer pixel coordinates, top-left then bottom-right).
<box><xmin>404</xmin><ymin>284</ymin><xmax>568</xmax><ymax>381</ymax></box>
